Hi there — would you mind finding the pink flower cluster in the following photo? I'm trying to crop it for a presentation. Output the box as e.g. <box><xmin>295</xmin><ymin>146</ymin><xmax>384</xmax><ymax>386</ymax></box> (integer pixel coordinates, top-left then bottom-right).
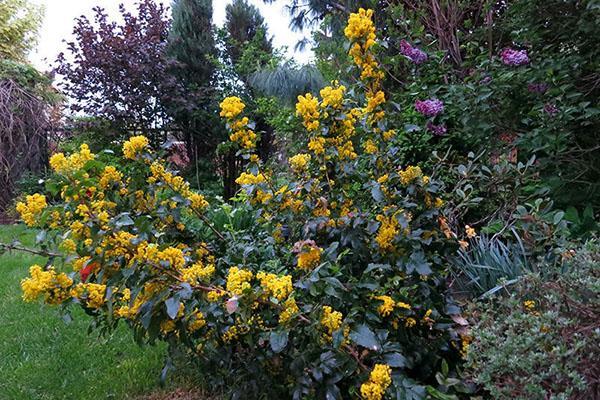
<box><xmin>415</xmin><ymin>98</ymin><xmax>444</xmax><ymax>117</ymax></box>
<box><xmin>426</xmin><ymin>121</ymin><xmax>447</xmax><ymax>136</ymax></box>
<box><xmin>400</xmin><ymin>40</ymin><xmax>428</xmax><ymax>64</ymax></box>
<box><xmin>527</xmin><ymin>82</ymin><xmax>549</xmax><ymax>94</ymax></box>
<box><xmin>501</xmin><ymin>48</ymin><xmax>530</xmax><ymax>66</ymax></box>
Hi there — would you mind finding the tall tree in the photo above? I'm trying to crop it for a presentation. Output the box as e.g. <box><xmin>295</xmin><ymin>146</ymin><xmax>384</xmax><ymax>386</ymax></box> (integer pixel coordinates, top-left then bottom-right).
<box><xmin>0</xmin><ymin>0</ymin><xmax>43</xmax><ymax>61</ymax></box>
<box><xmin>55</xmin><ymin>0</ymin><xmax>177</xmax><ymax>142</ymax></box>
<box><xmin>166</xmin><ymin>0</ymin><xmax>219</xmax><ymax>167</ymax></box>
<box><xmin>225</xmin><ymin>0</ymin><xmax>273</xmax><ymax>75</ymax></box>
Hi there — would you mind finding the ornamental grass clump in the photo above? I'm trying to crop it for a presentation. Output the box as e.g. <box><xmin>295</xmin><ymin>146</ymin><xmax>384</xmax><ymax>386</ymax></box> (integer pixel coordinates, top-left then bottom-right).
<box><xmin>17</xmin><ymin>8</ymin><xmax>465</xmax><ymax>399</ymax></box>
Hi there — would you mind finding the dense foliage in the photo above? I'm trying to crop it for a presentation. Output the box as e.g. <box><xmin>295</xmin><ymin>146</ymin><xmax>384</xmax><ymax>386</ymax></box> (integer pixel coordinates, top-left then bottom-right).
<box><xmin>0</xmin><ymin>0</ymin><xmax>43</xmax><ymax>61</ymax></box>
<box><xmin>465</xmin><ymin>240</ymin><xmax>600</xmax><ymax>399</ymax></box>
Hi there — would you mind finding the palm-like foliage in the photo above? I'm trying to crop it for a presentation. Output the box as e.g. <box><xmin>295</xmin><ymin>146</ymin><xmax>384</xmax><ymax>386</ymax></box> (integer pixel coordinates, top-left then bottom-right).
<box><xmin>249</xmin><ymin>63</ymin><xmax>325</xmax><ymax>105</ymax></box>
<box><xmin>262</xmin><ymin>0</ymin><xmax>372</xmax><ymax>32</ymax></box>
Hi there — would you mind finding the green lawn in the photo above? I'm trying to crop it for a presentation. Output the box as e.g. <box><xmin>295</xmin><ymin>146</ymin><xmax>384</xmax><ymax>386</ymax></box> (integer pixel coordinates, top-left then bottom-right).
<box><xmin>0</xmin><ymin>225</ymin><xmax>172</xmax><ymax>400</ymax></box>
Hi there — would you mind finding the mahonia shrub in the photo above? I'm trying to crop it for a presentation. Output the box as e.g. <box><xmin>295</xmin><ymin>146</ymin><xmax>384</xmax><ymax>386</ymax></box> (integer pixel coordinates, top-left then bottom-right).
<box><xmin>18</xmin><ymin>9</ymin><xmax>465</xmax><ymax>399</ymax></box>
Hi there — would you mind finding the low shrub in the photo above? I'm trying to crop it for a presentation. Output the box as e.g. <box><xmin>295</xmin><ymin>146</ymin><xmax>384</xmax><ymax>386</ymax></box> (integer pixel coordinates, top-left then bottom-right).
<box><xmin>465</xmin><ymin>240</ymin><xmax>600</xmax><ymax>399</ymax></box>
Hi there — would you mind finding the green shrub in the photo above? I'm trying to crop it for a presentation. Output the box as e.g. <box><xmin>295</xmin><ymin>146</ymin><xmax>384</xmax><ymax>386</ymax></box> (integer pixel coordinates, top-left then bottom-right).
<box><xmin>465</xmin><ymin>240</ymin><xmax>600</xmax><ymax>399</ymax></box>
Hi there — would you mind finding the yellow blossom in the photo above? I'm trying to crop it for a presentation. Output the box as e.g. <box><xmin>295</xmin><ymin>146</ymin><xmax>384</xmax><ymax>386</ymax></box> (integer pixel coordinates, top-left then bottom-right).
<box><xmin>321</xmin><ymin>305</ymin><xmax>342</xmax><ymax>335</ymax></box>
<box><xmin>288</xmin><ymin>153</ymin><xmax>311</xmax><ymax>172</ymax></box>
<box><xmin>16</xmin><ymin>193</ymin><xmax>47</xmax><ymax>227</ymax></box>
<box><xmin>297</xmin><ymin>246</ymin><xmax>322</xmax><ymax>271</ymax></box>
<box><xmin>279</xmin><ymin>297</ymin><xmax>300</xmax><ymax>325</ymax></box>
<box><xmin>235</xmin><ymin>172</ymin><xmax>266</xmax><ymax>186</ymax></box>
<box><xmin>296</xmin><ymin>93</ymin><xmax>320</xmax><ymax>131</ymax></box>
<box><xmin>320</xmin><ymin>83</ymin><xmax>346</xmax><ymax>109</ymax></box>
<box><xmin>375</xmin><ymin>214</ymin><xmax>398</xmax><ymax>251</ymax></box>
<box><xmin>226</xmin><ymin>266</ymin><xmax>253</xmax><ymax>295</ymax></box>
<box><xmin>465</xmin><ymin>225</ymin><xmax>476</xmax><ymax>238</ymax></box>
<box><xmin>398</xmin><ymin>165</ymin><xmax>423</xmax><ymax>185</ymax></box>
<box><xmin>256</xmin><ymin>272</ymin><xmax>293</xmax><ymax>301</ymax></box>
<box><xmin>360</xmin><ymin>364</ymin><xmax>392</xmax><ymax>400</ymax></box>
<box><xmin>219</xmin><ymin>96</ymin><xmax>245</xmax><ymax>119</ymax></box>
<box><xmin>99</xmin><ymin>166</ymin><xmax>123</xmax><ymax>189</ymax></box>
<box><xmin>373</xmin><ymin>295</ymin><xmax>395</xmax><ymax>317</ymax></box>
<box><xmin>123</xmin><ymin>135</ymin><xmax>149</xmax><ymax>160</ymax></box>
<box><xmin>363</xmin><ymin>139</ymin><xmax>378</xmax><ymax>154</ymax></box>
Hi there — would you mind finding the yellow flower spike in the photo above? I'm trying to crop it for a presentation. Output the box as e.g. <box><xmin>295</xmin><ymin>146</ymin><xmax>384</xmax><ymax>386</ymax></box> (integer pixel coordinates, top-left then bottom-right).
<box><xmin>373</xmin><ymin>295</ymin><xmax>395</xmax><ymax>317</ymax></box>
<box><xmin>288</xmin><ymin>153</ymin><xmax>311</xmax><ymax>172</ymax></box>
<box><xmin>320</xmin><ymin>83</ymin><xmax>346</xmax><ymax>109</ymax></box>
<box><xmin>219</xmin><ymin>96</ymin><xmax>246</xmax><ymax>119</ymax></box>
<box><xmin>256</xmin><ymin>271</ymin><xmax>293</xmax><ymax>301</ymax></box>
<box><xmin>297</xmin><ymin>246</ymin><xmax>322</xmax><ymax>271</ymax></box>
<box><xmin>296</xmin><ymin>93</ymin><xmax>320</xmax><ymax>132</ymax></box>
<box><xmin>320</xmin><ymin>305</ymin><xmax>343</xmax><ymax>335</ymax></box>
<box><xmin>15</xmin><ymin>193</ymin><xmax>47</xmax><ymax>227</ymax></box>
<box><xmin>235</xmin><ymin>172</ymin><xmax>266</xmax><ymax>186</ymax></box>
<box><xmin>123</xmin><ymin>135</ymin><xmax>149</xmax><ymax>160</ymax></box>
<box><xmin>465</xmin><ymin>225</ymin><xmax>476</xmax><ymax>238</ymax></box>
<box><xmin>226</xmin><ymin>266</ymin><xmax>253</xmax><ymax>296</ymax></box>
<box><xmin>360</xmin><ymin>364</ymin><xmax>392</xmax><ymax>400</ymax></box>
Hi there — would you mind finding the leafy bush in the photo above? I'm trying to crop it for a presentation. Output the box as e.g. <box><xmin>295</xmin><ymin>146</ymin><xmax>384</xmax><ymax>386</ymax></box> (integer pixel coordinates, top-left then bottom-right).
<box><xmin>465</xmin><ymin>240</ymin><xmax>600</xmax><ymax>399</ymax></box>
<box><xmin>14</xmin><ymin>9</ymin><xmax>467</xmax><ymax>399</ymax></box>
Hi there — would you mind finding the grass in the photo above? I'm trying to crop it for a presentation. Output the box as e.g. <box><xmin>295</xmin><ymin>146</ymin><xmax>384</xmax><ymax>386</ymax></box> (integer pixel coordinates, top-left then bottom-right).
<box><xmin>0</xmin><ymin>225</ymin><xmax>173</xmax><ymax>400</ymax></box>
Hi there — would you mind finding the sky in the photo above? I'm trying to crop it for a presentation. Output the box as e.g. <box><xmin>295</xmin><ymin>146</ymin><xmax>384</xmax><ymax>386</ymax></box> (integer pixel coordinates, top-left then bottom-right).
<box><xmin>28</xmin><ymin>0</ymin><xmax>313</xmax><ymax>71</ymax></box>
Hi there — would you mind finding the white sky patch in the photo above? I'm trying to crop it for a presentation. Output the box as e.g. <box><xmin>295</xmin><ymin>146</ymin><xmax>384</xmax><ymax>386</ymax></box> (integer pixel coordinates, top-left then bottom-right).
<box><xmin>29</xmin><ymin>0</ymin><xmax>313</xmax><ymax>72</ymax></box>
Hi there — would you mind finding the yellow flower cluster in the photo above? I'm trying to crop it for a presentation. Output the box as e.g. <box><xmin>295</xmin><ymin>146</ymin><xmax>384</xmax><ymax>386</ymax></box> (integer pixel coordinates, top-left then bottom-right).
<box><xmin>288</xmin><ymin>153</ymin><xmax>311</xmax><ymax>172</ymax></box>
<box><xmin>321</xmin><ymin>305</ymin><xmax>343</xmax><ymax>335</ymax></box>
<box><xmin>363</xmin><ymin>139</ymin><xmax>378</xmax><ymax>154</ymax></box>
<box><xmin>360</xmin><ymin>364</ymin><xmax>392</xmax><ymax>400</ymax></box>
<box><xmin>296</xmin><ymin>93</ymin><xmax>320</xmax><ymax>131</ymax></box>
<box><xmin>181</xmin><ymin>261</ymin><xmax>215</xmax><ymax>284</ymax></box>
<box><xmin>221</xmin><ymin>97</ymin><xmax>257</xmax><ymax>149</ymax></box>
<box><xmin>373</xmin><ymin>295</ymin><xmax>395</xmax><ymax>317</ymax></box>
<box><xmin>308</xmin><ymin>136</ymin><xmax>326</xmax><ymax>155</ymax></box>
<box><xmin>99</xmin><ymin>166</ymin><xmax>123</xmax><ymax>190</ymax></box>
<box><xmin>148</xmin><ymin>160</ymin><xmax>209</xmax><ymax>212</ymax></box>
<box><xmin>188</xmin><ymin>310</ymin><xmax>206</xmax><ymax>332</ymax></box>
<box><xmin>226</xmin><ymin>266</ymin><xmax>253</xmax><ymax>295</ymax></box>
<box><xmin>78</xmin><ymin>283</ymin><xmax>107</xmax><ymax>309</ymax></box>
<box><xmin>235</xmin><ymin>172</ymin><xmax>266</xmax><ymax>186</ymax></box>
<box><xmin>256</xmin><ymin>272</ymin><xmax>293</xmax><ymax>301</ymax></box>
<box><xmin>365</xmin><ymin>90</ymin><xmax>386</xmax><ymax>121</ymax></box>
<box><xmin>15</xmin><ymin>193</ymin><xmax>47</xmax><ymax>227</ymax></box>
<box><xmin>345</xmin><ymin>8</ymin><xmax>383</xmax><ymax>82</ymax></box>
<box><xmin>123</xmin><ymin>135</ymin><xmax>149</xmax><ymax>160</ymax></box>
<box><xmin>229</xmin><ymin>122</ymin><xmax>258</xmax><ymax>150</ymax></box>
<box><xmin>21</xmin><ymin>265</ymin><xmax>72</xmax><ymax>304</ymax></box>
<box><xmin>465</xmin><ymin>225</ymin><xmax>476</xmax><ymax>238</ymax></box>
<box><xmin>399</xmin><ymin>165</ymin><xmax>423</xmax><ymax>185</ymax></box>
<box><xmin>523</xmin><ymin>300</ymin><xmax>536</xmax><ymax>311</ymax></box>
<box><xmin>219</xmin><ymin>96</ymin><xmax>245</xmax><ymax>119</ymax></box>
<box><xmin>279</xmin><ymin>297</ymin><xmax>299</xmax><ymax>325</ymax></box>
<box><xmin>375</xmin><ymin>214</ymin><xmax>398</xmax><ymax>251</ymax></box>
<box><xmin>49</xmin><ymin>144</ymin><xmax>95</xmax><ymax>174</ymax></box>
<box><xmin>297</xmin><ymin>246</ymin><xmax>322</xmax><ymax>271</ymax></box>
<box><xmin>320</xmin><ymin>83</ymin><xmax>346</xmax><ymax>109</ymax></box>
